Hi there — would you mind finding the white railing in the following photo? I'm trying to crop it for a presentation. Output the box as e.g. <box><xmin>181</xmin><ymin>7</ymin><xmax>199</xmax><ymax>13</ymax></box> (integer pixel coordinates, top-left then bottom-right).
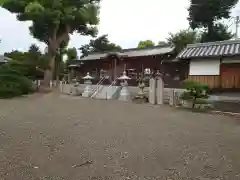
<box><xmin>90</xmin><ymin>76</ymin><xmax>106</xmax><ymax>98</ymax></box>
<box><xmin>105</xmin><ymin>78</ymin><xmax>118</xmax><ymax>99</ymax></box>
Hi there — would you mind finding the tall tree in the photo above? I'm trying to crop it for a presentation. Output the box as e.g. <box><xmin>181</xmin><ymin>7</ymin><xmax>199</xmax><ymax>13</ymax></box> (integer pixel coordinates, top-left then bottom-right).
<box><xmin>79</xmin><ymin>34</ymin><xmax>121</xmax><ymax>57</ymax></box>
<box><xmin>1</xmin><ymin>0</ymin><xmax>100</xmax><ymax>87</ymax></box>
<box><xmin>200</xmin><ymin>23</ymin><xmax>234</xmax><ymax>42</ymax></box>
<box><xmin>55</xmin><ymin>41</ymin><xmax>68</xmax><ymax>84</ymax></box>
<box><xmin>167</xmin><ymin>29</ymin><xmax>199</xmax><ymax>53</ymax></box>
<box><xmin>137</xmin><ymin>40</ymin><xmax>155</xmax><ymax>49</ymax></box>
<box><xmin>188</xmin><ymin>0</ymin><xmax>238</xmax><ymax>42</ymax></box>
<box><xmin>66</xmin><ymin>47</ymin><xmax>78</xmax><ymax>65</ymax></box>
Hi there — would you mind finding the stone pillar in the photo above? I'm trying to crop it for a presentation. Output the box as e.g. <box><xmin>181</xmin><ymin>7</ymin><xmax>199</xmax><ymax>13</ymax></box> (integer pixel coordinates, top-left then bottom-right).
<box><xmin>156</xmin><ymin>77</ymin><xmax>164</xmax><ymax>105</ymax></box>
<box><xmin>149</xmin><ymin>78</ymin><xmax>156</xmax><ymax>105</ymax></box>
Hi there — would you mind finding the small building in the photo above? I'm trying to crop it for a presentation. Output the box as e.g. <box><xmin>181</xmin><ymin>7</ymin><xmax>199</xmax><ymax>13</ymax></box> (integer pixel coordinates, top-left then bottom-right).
<box><xmin>70</xmin><ymin>45</ymin><xmax>188</xmax><ymax>87</ymax></box>
<box><xmin>177</xmin><ymin>40</ymin><xmax>240</xmax><ymax>90</ymax></box>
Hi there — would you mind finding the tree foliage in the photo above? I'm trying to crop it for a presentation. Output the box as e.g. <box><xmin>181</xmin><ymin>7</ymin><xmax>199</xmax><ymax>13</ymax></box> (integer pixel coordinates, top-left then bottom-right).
<box><xmin>65</xmin><ymin>47</ymin><xmax>78</xmax><ymax>65</ymax></box>
<box><xmin>79</xmin><ymin>34</ymin><xmax>121</xmax><ymax>57</ymax></box>
<box><xmin>167</xmin><ymin>30</ymin><xmax>199</xmax><ymax>53</ymax></box>
<box><xmin>1</xmin><ymin>0</ymin><xmax>101</xmax><ymax>86</ymax></box>
<box><xmin>0</xmin><ymin>63</ymin><xmax>33</xmax><ymax>98</ymax></box>
<box><xmin>4</xmin><ymin>44</ymin><xmax>48</xmax><ymax>79</ymax></box>
<box><xmin>0</xmin><ymin>0</ymin><xmax>7</xmax><ymax>5</ymax></box>
<box><xmin>188</xmin><ymin>0</ymin><xmax>238</xmax><ymax>42</ymax></box>
<box><xmin>137</xmin><ymin>40</ymin><xmax>155</xmax><ymax>49</ymax></box>
<box><xmin>200</xmin><ymin>23</ymin><xmax>234</xmax><ymax>42</ymax></box>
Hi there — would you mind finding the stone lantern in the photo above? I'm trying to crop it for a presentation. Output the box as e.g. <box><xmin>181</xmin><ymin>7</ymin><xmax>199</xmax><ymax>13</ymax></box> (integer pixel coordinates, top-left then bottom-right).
<box><xmin>143</xmin><ymin>68</ymin><xmax>151</xmax><ymax>81</ymax></box>
<box><xmin>82</xmin><ymin>72</ymin><xmax>94</xmax><ymax>97</ymax></box>
<box><xmin>118</xmin><ymin>71</ymin><xmax>131</xmax><ymax>101</ymax></box>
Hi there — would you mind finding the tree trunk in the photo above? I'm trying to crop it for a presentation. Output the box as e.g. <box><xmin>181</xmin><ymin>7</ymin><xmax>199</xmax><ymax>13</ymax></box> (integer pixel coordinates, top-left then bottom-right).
<box><xmin>55</xmin><ymin>59</ymin><xmax>60</xmax><ymax>87</ymax></box>
<box><xmin>42</xmin><ymin>27</ymin><xmax>69</xmax><ymax>89</ymax></box>
<box><xmin>207</xmin><ymin>21</ymin><xmax>214</xmax><ymax>41</ymax></box>
<box><xmin>42</xmin><ymin>45</ymin><xmax>56</xmax><ymax>88</ymax></box>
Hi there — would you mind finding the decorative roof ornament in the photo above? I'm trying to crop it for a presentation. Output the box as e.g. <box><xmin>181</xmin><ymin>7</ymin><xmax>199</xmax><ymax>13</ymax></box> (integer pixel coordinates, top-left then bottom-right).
<box><xmin>82</xmin><ymin>72</ymin><xmax>93</xmax><ymax>80</ymax></box>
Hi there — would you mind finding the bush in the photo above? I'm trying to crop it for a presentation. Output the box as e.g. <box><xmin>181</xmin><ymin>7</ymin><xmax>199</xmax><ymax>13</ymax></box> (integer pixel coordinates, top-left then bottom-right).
<box><xmin>0</xmin><ymin>64</ymin><xmax>33</xmax><ymax>98</ymax></box>
<box><xmin>180</xmin><ymin>80</ymin><xmax>209</xmax><ymax>108</ymax></box>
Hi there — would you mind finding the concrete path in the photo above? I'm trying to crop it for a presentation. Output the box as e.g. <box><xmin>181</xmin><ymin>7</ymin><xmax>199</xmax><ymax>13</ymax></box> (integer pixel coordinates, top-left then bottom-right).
<box><xmin>0</xmin><ymin>93</ymin><xmax>240</xmax><ymax>180</ymax></box>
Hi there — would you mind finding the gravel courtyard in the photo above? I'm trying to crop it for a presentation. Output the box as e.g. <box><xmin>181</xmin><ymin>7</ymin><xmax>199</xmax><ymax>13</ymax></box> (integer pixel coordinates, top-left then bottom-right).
<box><xmin>0</xmin><ymin>93</ymin><xmax>240</xmax><ymax>180</ymax></box>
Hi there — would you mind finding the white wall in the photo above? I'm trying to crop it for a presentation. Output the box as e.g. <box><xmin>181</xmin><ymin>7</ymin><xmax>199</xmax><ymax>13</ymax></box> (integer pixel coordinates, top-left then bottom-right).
<box><xmin>189</xmin><ymin>59</ymin><xmax>220</xmax><ymax>76</ymax></box>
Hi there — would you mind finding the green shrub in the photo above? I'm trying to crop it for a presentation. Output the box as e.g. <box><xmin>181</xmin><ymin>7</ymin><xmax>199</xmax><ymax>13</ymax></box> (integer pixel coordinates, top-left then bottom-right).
<box><xmin>0</xmin><ymin>64</ymin><xmax>33</xmax><ymax>98</ymax></box>
<box><xmin>180</xmin><ymin>80</ymin><xmax>209</xmax><ymax>108</ymax></box>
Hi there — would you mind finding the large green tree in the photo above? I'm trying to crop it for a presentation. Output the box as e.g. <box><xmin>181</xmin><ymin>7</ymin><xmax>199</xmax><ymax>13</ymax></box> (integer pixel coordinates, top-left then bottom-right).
<box><xmin>1</xmin><ymin>0</ymin><xmax>100</xmax><ymax>87</ymax></box>
<box><xmin>79</xmin><ymin>34</ymin><xmax>121</xmax><ymax>57</ymax></box>
<box><xmin>188</xmin><ymin>0</ymin><xmax>238</xmax><ymax>42</ymax></box>
<box><xmin>137</xmin><ymin>40</ymin><xmax>155</xmax><ymax>49</ymax></box>
<box><xmin>167</xmin><ymin>29</ymin><xmax>199</xmax><ymax>53</ymax></box>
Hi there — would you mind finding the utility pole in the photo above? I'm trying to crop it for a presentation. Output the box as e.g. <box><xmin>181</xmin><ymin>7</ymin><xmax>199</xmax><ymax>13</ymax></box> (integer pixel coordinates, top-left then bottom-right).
<box><xmin>235</xmin><ymin>16</ymin><xmax>240</xmax><ymax>39</ymax></box>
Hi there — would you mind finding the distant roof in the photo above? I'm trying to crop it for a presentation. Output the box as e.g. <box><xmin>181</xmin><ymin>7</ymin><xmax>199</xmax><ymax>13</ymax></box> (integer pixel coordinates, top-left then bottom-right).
<box><xmin>0</xmin><ymin>55</ymin><xmax>11</xmax><ymax>63</ymax></box>
<box><xmin>80</xmin><ymin>45</ymin><xmax>175</xmax><ymax>61</ymax></box>
<box><xmin>177</xmin><ymin>39</ymin><xmax>240</xmax><ymax>59</ymax></box>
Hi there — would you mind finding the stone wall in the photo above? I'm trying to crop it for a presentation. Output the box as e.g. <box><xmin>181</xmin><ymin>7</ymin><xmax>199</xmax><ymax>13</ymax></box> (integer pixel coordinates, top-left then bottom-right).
<box><xmin>60</xmin><ymin>83</ymin><xmax>240</xmax><ymax>102</ymax></box>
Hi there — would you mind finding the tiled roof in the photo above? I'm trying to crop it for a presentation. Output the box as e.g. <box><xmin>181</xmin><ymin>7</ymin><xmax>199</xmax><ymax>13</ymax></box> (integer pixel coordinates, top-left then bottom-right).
<box><xmin>80</xmin><ymin>46</ymin><xmax>174</xmax><ymax>61</ymax></box>
<box><xmin>177</xmin><ymin>40</ymin><xmax>240</xmax><ymax>59</ymax></box>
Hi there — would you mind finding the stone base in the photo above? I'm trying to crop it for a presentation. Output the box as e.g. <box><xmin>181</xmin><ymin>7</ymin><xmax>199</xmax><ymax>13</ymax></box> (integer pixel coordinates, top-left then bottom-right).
<box><xmin>38</xmin><ymin>86</ymin><xmax>53</xmax><ymax>93</ymax></box>
<box><xmin>132</xmin><ymin>95</ymin><xmax>148</xmax><ymax>104</ymax></box>
<box><xmin>82</xmin><ymin>86</ymin><xmax>92</xmax><ymax>97</ymax></box>
<box><xmin>118</xmin><ymin>87</ymin><xmax>131</xmax><ymax>101</ymax></box>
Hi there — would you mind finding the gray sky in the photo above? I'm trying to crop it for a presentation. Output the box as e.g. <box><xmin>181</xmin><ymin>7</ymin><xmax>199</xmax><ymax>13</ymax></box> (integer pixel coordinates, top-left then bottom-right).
<box><xmin>0</xmin><ymin>0</ymin><xmax>240</xmax><ymax>55</ymax></box>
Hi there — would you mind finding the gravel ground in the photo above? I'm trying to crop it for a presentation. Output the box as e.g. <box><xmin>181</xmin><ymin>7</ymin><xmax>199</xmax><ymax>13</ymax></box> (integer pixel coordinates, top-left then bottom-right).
<box><xmin>213</xmin><ymin>101</ymin><xmax>240</xmax><ymax>113</ymax></box>
<box><xmin>0</xmin><ymin>93</ymin><xmax>240</xmax><ymax>180</ymax></box>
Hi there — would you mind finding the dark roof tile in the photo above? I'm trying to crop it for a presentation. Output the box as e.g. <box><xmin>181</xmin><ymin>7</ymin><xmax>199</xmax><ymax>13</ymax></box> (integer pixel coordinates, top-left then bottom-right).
<box><xmin>177</xmin><ymin>39</ymin><xmax>240</xmax><ymax>59</ymax></box>
<box><xmin>80</xmin><ymin>46</ymin><xmax>174</xmax><ymax>61</ymax></box>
